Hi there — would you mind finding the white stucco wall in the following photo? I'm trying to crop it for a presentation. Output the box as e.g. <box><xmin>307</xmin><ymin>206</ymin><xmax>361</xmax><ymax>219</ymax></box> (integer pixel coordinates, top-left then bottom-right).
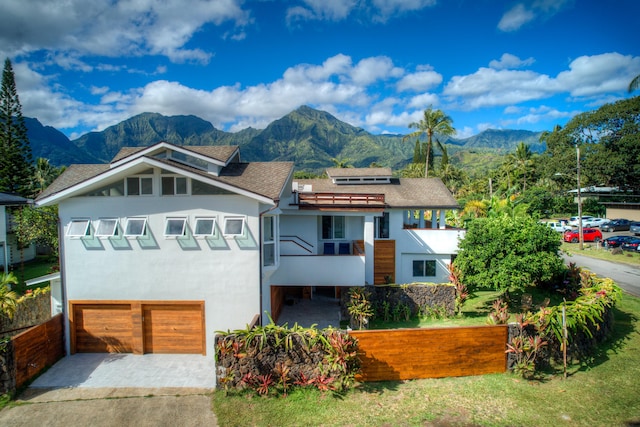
<box><xmin>58</xmin><ymin>194</ymin><xmax>264</xmax><ymax>360</ymax></box>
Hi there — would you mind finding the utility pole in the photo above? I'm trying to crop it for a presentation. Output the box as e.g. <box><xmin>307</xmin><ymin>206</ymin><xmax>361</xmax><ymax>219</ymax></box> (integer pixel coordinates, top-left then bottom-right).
<box><xmin>577</xmin><ymin>146</ymin><xmax>584</xmax><ymax>250</ymax></box>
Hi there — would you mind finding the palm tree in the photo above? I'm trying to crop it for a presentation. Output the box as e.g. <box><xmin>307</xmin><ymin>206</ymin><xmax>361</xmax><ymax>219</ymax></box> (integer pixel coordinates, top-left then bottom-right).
<box><xmin>29</xmin><ymin>157</ymin><xmax>61</xmax><ymax>197</ymax></box>
<box><xmin>330</xmin><ymin>157</ymin><xmax>353</xmax><ymax>168</ymax></box>
<box><xmin>629</xmin><ymin>74</ymin><xmax>640</xmax><ymax>93</ymax></box>
<box><xmin>403</xmin><ymin>106</ymin><xmax>456</xmax><ymax>178</ymax></box>
<box><xmin>0</xmin><ymin>272</ymin><xmax>19</xmax><ymax>320</ymax></box>
<box><xmin>506</xmin><ymin>142</ymin><xmax>534</xmax><ymax>192</ymax></box>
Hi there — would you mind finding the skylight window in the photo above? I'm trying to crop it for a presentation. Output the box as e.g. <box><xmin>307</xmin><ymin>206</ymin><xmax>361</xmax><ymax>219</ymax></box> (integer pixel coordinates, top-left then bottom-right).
<box><xmin>67</xmin><ymin>219</ymin><xmax>91</xmax><ymax>238</ymax></box>
<box><xmin>124</xmin><ymin>217</ymin><xmax>147</xmax><ymax>237</ymax></box>
<box><xmin>193</xmin><ymin>218</ymin><xmax>216</xmax><ymax>237</ymax></box>
<box><xmin>165</xmin><ymin>217</ymin><xmax>187</xmax><ymax>237</ymax></box>
<box><xmin>95</xmin><ymin>218</ymin><xmax>119</xmax><ymax>237</ymax></box>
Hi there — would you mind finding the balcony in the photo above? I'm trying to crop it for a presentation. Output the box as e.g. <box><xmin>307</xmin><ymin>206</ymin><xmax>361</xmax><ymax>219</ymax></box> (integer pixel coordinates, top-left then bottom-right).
<box><xmin>401</xmin><ymin>228</ymin><xmax>465</xmax><ymax>254</ymax></box>
<box><xmin>270</xmin><ymin>254</ymin><xmax>365</xmax><ymax>286</ymax></box>
<box><xmin>294</xmin><ymin>192</ymin><xmax>385</xmax><ymax>211</ymax></box>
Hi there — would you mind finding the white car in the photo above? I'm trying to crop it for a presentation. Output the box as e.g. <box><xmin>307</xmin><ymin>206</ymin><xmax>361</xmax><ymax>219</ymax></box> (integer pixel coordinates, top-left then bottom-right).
<box><xmin>583</xmin><ymin>217</ymin><xmax>610</xmax><ymax>228</ymax></box>
<box><xmin>543</xmin><ymin>221</ymin><xmax>572</xmax><ymax>232</ymax></box>
<box><xmin>569</xmin><ymin>216</ymin><xmax>594</xmax><ymax>227</ymax></box>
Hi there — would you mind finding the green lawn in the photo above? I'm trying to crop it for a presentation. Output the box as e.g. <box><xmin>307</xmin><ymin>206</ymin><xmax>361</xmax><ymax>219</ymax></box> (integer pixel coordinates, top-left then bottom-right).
<box><xmin>5</xmin><ymin>255</ymin><xmax>58</xmax><ymax>294</ymax></box>
<box><xmin>562</xmin><ymin>241</ymin><xmax>640</xmax><ymax>266</ymax></box>
<box><xmin>212</xmin><ymin>294</ymin><xmax>640</xmax><ymax>426</ymax></box>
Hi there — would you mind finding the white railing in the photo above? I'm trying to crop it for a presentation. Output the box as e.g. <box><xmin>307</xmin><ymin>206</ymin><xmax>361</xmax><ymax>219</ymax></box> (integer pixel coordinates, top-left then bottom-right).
<box><xmin>401</xmin><ymin>228</ymin><xmax>465</xmax><ymax>254</ymax></box>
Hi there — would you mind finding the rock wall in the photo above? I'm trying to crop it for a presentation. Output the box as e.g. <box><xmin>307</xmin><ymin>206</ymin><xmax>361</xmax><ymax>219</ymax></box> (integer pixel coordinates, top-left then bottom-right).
<box><xmin>0</xmin><ymin>290</ymin><xmax>51</xmax><ymax>338</ymax></box>
<box><xmin>341</xmin><ymin>283</ymin><xmax>456</xmax><ymax>324</ymax></box>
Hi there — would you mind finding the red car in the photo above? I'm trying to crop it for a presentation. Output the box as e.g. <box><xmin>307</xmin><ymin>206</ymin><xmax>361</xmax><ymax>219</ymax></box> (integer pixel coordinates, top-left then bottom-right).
<box><xmin>563</xmin><ymin>228</ymin><xmax>603</xmax><ymax>243</ymax></box>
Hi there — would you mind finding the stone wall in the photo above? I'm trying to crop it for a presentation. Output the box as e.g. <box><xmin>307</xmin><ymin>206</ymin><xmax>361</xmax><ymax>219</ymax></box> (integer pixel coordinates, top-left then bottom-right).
<box><xmin>0</xmin><ymin>341</ymin><xmax>16</xmax><ymax>395</ymax></box>
<box><xmin>0</xmin><ymin>290</ymin><xmax>51</xmax><ymax>338</ymax></box>
<box><xmin>340</xmin><ymin>283</ymin><xmax>456</xmax><ymax>325</ymax></box>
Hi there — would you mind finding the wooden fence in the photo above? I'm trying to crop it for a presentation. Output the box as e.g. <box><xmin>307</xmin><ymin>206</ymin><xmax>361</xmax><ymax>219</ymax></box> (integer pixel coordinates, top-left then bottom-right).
<box><xmin>12</xmin><ymin>313</ymin><xmax>65</xmax><ymax>388</ymax></box>
<box><xmin>349</xmin><ymin>325</ymin><xmax>508</xmax><ymax>382</ymax></box>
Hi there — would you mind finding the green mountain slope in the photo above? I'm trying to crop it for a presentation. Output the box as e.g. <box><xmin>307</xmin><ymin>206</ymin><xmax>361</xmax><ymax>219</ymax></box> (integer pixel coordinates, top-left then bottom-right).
<box><xmin>25</xmin><ymin>107</ymin><xmax>546</xmax><ymax>172</ymax></box>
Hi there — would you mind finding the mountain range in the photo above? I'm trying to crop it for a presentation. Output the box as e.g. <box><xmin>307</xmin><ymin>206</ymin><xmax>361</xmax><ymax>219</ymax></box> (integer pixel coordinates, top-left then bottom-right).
<box><xmin>25</xmin><ymin>105</ymin><xmax>545</xmax><ymax>173</ymax></box>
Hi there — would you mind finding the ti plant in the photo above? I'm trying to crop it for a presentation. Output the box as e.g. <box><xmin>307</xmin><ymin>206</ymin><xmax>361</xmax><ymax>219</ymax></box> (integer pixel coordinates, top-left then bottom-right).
<box><xmin>347</xmin><ymin>287</ymin><xmax>374</xmax><ymax>330</ymax></box>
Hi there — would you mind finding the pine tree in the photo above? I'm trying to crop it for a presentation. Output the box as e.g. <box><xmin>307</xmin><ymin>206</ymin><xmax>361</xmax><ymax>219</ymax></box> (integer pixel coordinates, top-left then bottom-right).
<box><xmin>0</xmin><ymin>58</ymin><xmax>33</xmax><ymax>197</ymax></box>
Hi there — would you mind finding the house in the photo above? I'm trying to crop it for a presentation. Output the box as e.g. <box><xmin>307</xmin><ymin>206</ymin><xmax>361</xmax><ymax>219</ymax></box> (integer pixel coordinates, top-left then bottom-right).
<box><xmin>36</xmin><ymin>141</ymin><xmax>461</xmax><ymax>366</ymax></box>
<box><xmin>0</xmin><ymin>192</ymin><xmax>35</xmax><ymax>273</ymax></box>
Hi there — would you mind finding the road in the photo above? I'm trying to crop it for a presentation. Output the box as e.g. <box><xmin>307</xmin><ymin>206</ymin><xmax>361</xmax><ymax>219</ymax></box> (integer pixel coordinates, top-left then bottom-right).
<box><xmin>562</xmin><ymin>252</ymin><xmax>640</xmax><ymax>297</ymax></box>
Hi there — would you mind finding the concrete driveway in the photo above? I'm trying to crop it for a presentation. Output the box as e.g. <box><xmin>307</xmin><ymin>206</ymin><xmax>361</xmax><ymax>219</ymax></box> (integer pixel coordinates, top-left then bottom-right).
<box><xmin>0</xmin><ymin>354</ymin><xmax>218</xmax><ymax>426</ymax></box>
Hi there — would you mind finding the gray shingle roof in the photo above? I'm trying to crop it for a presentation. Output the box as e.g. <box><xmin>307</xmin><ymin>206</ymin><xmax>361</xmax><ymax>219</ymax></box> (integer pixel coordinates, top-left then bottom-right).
<box><xmin>111</xmin><ymin>143</ymin><xmax>239</xmax><ymax>164</ymax></box>
<box><xmin>0</xmin><ymin>192</ymin><xmax>31</xmax><ymax>205</ymax></box>
<box><xmin>36</xmin><ymin>146</ymin><xmax>292</xmax><ymax>203</ymax></box>
<box><xmin>326</xmin><ymin>167</ymin><xmax>393</xmax><ymax>178</ymax></box>
<box><xmin>295</xmin><ymin>177</ymin><xmax>459</xmax><ymax>209</ymax></box>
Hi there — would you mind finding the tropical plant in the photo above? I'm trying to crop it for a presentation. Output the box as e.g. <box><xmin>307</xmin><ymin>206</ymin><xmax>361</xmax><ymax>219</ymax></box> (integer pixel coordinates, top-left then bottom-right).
<box><xmin>506</xmin><ymin>314</ymin><xmax>547</xmax><ymax>378</ymax></box>
<box><xmin>347</xmin><ymin>287</ymin><xmax>374</xmax><ymax>329</ymax></box>
<box><xmin>0</xmin><ymin>273</ymin><xmax>19</xmax><ymax>320</ymax></box>
<box><xmin>486</xmin><ymin>298</ymin><xmax>510</xmax><ymax>324</ymax></box>
<box><xmin>403</xmin><ymin>106</ymin><xmax>456</xmax><ymax>178</ymax></box>
<box><xmin>506</xmin><ymin>142</ymin><xmax>535</xmax><ymax>192</ymax></box>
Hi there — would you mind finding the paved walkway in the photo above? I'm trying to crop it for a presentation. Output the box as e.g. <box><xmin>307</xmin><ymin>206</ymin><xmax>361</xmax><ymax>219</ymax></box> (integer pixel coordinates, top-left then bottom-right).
<box><xmin>0</xmin><ymin>354</ymin><xmax>218</xmax><ymax>426</ymax></box>
<box><xmin>29</xmin><ymin>353</ymin><xmax>216</xmax><ymax>388</ymax></box>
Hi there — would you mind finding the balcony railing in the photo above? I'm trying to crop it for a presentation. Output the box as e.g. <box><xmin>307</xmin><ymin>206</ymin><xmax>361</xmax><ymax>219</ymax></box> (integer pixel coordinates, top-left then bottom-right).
<box><xmin>271</xmin><ymin>254</ymin><xmax>365</xmax><ymax>286</ymax></box>
<box><xmin>295</xmin><ymin>192</ymin><xmax>385</xmax><ymax>209</ymax></box>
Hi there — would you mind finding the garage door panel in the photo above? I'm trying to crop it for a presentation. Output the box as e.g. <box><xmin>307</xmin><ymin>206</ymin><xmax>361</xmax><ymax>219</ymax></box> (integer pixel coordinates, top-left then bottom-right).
<box><xmin>71</xmin><ymin>301</ymin><xmax>204</xmax><ymax>355</ymax></box>
<box><xmin>143</xmin><ymin>304</ymin><xmax>204</xmax><ymax>354</ymax></box>
<box><xmin>73</xmin><ymin>304</ymin><xmax>133</xmax><ymax>353</ymax></box>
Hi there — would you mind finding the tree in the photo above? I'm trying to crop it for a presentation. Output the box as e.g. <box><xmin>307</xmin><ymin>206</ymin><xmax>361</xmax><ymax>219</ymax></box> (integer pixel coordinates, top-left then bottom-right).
<box><xmin>539</xmin><ymin>97</ymin><xmax>640</xmax><ymax>192</ymax></box>
<box><xmin>403</xmin><ymin>106</ymin><xmax>456</xmax><ymax>178</ymax></box>
<box><xmin>14</xmin><ymin>205</ymin><xmax>59</xmax><ymax>258</ymax></box>
<box><xmin>0</xmin><ymin>58</ymin><xmax>33</xmax><ymax>197</ymax></box>
<box><xmin>28</xmin><ymin>158</ymin><xmax>63</xmax><ymax>197</ymax></box>
<box><xmin>453</xmin><ymin>217</ymin><xmax>565</xmax><ymax>293</ymax></box>
<box><xmin>508</xmin><ymin>142</ymin><xmax>534</xmax><ymax>192</ymax></box>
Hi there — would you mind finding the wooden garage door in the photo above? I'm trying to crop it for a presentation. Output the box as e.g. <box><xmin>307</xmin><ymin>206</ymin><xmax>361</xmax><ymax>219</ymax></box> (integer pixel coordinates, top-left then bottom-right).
<box><xmin>73</xmin><ymin>303</ymin><xmax>134</xmax><ymax>353</ymax></box>
<box><xmin>70</xmin><ymin>301</ymin><xmax>205</xmax><ymax>355</ymax></box>
<box><xmin>143</xmin><ymin>303</ymin><xmax>205</xmax><ymax>354</ymax></box>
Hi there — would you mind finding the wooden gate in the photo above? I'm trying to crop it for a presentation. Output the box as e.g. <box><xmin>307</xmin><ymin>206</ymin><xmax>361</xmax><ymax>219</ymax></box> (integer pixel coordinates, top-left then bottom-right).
<box><xmin>349</xmin><ymin>325</ymin><xmax>508</xmax><ymax>381</ymax></box>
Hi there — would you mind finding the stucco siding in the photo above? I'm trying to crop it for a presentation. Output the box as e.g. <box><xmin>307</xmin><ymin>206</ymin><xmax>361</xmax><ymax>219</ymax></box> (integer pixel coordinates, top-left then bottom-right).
<box><xmin>59</xmin><ymin>194</ymin><xmax>263</xmax><ymax>360</ymax></box>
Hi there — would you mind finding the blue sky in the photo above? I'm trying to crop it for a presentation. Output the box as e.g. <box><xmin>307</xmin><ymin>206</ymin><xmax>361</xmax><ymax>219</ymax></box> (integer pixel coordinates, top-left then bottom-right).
<box><xmin>1</xmin><ymin>0</ymin><xmax>639</xmax><ymax>140</ymax></box>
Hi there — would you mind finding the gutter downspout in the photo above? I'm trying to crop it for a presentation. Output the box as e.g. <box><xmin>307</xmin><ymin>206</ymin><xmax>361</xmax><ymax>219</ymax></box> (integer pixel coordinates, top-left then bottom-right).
<box><xmin>258</xmin><ymin>200</ymin><xmax>280</xmax><ymax>327</ymax></box>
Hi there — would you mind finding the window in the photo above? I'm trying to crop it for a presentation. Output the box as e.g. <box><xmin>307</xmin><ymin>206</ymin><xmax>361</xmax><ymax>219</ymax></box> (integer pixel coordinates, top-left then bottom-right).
<box><xmin>85</xmin><ymin>180</ymin><xmax>124</xmax><ymax>197</ymax></box>
<box><xmin>95</xmin><ymin>218</ymin><xmax>119</xmax><ymax>237</ymax></box>
<box><xmin>124</xmin><ymin>217</ymin><xmax>147</xmax><ymax>237</ymax></box>
<box><xmin>161</xmin><ymin>176</ymin><xmax>187</xmax><ymax>195</ymax></box>
<box><xmin>413</xmin><ymin>260</ymin><xmax>436</xmax><ymax>277</ymax></box>
<box><xmin>263</xmin><ymin>216</ymin><xmax>276</xmax><ymax>267</ymax></box>
<box><xmin>164</xmin><ymin>217</ymin><xmax>187</xmax><ymax>237</ymax></box>
<box><xmin>223</xmin><ymin>217</ymin><xmax>245</xmax><ymax>237</ymax></box>
<box><xmin>322</xmin><ymin>216</ymin><xmax>345</xmax><ymax>239</ymax></box>
<box><xmin>126</xmin><ymin>177</ymin><xmax>153</xmax><ymax>196</ymax></box>
<box><xmin>375</xmin><ymin>212</ymin><xmax>390</xmax><ymax>239</ymax></box>
<box><xmin>193</xmin><ymin>218</ymin><xmax>216</xmax><ymax>237</ymax></box>
<box><xmin>67</xmin><ymin>219</ymin><xmax>91</xmax><ymax>238</ymax></box>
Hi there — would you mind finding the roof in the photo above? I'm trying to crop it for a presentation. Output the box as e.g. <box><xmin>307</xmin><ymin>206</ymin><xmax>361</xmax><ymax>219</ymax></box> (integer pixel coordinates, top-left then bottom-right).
<box><xmin>111</xmin><ymin>144</ymin><xmax>239</xmax><ymax>164</ymax></box>
<box><xmin>295</xmin><ymin>177</ymin><xmax>459</xmax><ymax>209</ymax></box>
<box><xmin>36</xmin><ymin>142</ymin><xmax>293</xmax><ymax>204</ymax></box>
<box><xmin>0</xmin><ymin>192</ymin><xmax>32</xmax><ymax>206</ymax></box>
<box><xmin>326</xmin><ymin>167</ymin><xmax>393</xmax><ymax>178</ymax></box>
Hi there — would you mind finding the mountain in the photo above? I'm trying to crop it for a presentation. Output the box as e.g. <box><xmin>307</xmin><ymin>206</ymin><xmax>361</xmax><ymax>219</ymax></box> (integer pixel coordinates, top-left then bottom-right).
<box><xmin>25</xmin><ymin>117</ymin><xmax>99</xmax><ymax>165</ymax></box>
<box><xmin>239</xmin><ymin>106</ymin><xmax>411</xmax><ymax>170</ymax></box>
<box><xmin>25</xmin><ymin>107</ymin><xmax>546</xmax><ymax>172</ymax></box>
<box><xmin>72</xmin><ymin>112</ymin><xmax>233</xmax><ymax>163</ymax></box>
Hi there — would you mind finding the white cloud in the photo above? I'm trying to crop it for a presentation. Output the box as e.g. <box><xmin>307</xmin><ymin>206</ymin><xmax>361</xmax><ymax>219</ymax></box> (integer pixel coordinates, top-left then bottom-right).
<box><xmin>0</xmin><ymin>0</ymin><xmax>250</xmax><ymax>64</ymax></box>
<box><xmin>489</xmin><ymin>53</ymin><xmax>535</xmax><ymax>70</ymax></box>
<box><xmin>286</xmin><ymin>0</ymin><xmax>436</xmax><ymax>24</ymax></box>
<box><xmin>397</xmin><ymin>69</ymin><xmax>442</xmax><ymax>92</ymax></box>
<box><xmin>498</xmin><ymin>0</ymin><xmax>571</xmax><ymax>32</ymax></box>
<box><xmin>350</xmin><ymin>56</ymin><xmax>404</xmax><ymax>85</ymax></box>
<box><xmin>407</xmin><ymin>93</ymin><xmax>439</xmax><ymax>109</ymax></box>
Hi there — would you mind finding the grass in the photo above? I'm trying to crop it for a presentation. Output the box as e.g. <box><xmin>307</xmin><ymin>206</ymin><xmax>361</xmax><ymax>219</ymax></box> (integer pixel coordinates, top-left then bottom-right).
<box><xmin>212</xmin><ymin>294</ymin><xmax>640</xmax><ymax>426</ymax></box>
<box><xmin>3</xmin><ymin>255</ymin><xmax>58</xmax><ymax>295</ymax></box>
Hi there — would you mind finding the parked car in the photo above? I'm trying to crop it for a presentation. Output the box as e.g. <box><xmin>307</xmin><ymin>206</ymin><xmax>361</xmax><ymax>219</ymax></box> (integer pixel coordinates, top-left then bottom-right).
<box><xmin>630</xmin><ymin>222</ymin><xmax>640</xmax><ymax>236</ymax></box>
<box><xmin>569</xmin><ymin>216</ymin><xmax>594</xmax><ymax>227</ymax></box>
<box><xmin>542</xmin><ymin>221</ymin><xmax>572</xmax><ymax>232</ymax></box>
<box><xmin>601</xmin><ymin>219</ymin><xmax>632</xmax><ymax>232</ymax></box>
<box><xmin>583</xmin><ymin>217</ymin><xmax>610</xmax><ymax>228</ymax></box>
<box><xmin>603</xmin><ymin>235</ymin><xmax>635</xmax><ymax>249</ymax></box>
<box><xmin>621</xmin><ymin>237</ymin><xmax>640</xmax><ymax>251</ymax></box>
<box><xmin>563</xmin><ymin>228</ymin><xmax>603</xmax><ymax>243</ymax></box>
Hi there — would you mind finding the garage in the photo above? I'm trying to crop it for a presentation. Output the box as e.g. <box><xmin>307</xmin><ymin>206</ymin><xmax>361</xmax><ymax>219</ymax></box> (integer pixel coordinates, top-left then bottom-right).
<box><xmin>70</xmin><ymin>301</ymin><xmax>205</xmax><ymax>355</ymax></box>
